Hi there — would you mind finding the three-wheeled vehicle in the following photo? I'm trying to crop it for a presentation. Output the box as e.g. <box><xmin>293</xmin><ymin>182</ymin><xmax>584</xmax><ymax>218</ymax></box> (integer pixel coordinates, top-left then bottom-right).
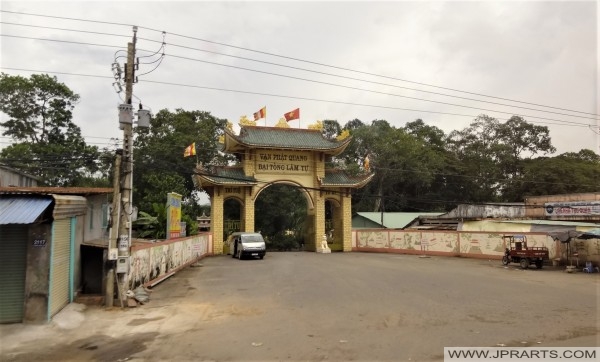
<box><xmin>502</xmin><ymin>234</ymin><xmax>549</xmax><ymax>269</ymax></box>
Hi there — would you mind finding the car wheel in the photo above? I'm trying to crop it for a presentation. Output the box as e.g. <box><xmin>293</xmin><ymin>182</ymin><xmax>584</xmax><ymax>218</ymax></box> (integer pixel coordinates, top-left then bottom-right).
<box><xmin>259</xmin><ymin>255</ymin><xmax>264</xmax><ymax>260</ymax></box>
<box><xmin>520</xmin><ymin>258</ymin><xmax>529</xmax><ymax>269</ymax></box>
<box><xmin>501</xmin><ymin>256</ymin><xmax>509</xmax><ymax>265</ymax></box>
<box><xmin>535</xmin><ymin>260</ymin><xmax>543</xmax><ymax>269</ymax></box>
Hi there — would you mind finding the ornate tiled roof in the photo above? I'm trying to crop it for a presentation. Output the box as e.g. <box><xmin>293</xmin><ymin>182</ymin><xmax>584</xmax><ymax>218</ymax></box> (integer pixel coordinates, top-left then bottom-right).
<box><xmin>195</xmin><ymin>166</ymin><xmax>257</xmax><ymax>186</ymax></box>
<box><xmin>321</xmin><ymin>169</ymin><xmax>374</xmax><ymax>188</ymax></box>
<box><xmin>224</xmin><ymin>126</ymin><xmax>351</xmax><ymax>154</ymax></box>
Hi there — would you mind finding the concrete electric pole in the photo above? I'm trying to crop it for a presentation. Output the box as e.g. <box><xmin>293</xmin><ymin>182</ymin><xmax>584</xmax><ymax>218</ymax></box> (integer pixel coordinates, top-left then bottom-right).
<box><xmin>109</xmin><ymin>26</ymin><xmax>137</xmax><ymax>305</ymax></box>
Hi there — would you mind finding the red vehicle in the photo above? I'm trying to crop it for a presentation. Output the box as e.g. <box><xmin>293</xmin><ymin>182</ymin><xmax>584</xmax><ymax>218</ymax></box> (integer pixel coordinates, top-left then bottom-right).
<box><xmin>502</xmin><ymin>235</ymin><xmax>549</xmax><ymax>269</ymax></box>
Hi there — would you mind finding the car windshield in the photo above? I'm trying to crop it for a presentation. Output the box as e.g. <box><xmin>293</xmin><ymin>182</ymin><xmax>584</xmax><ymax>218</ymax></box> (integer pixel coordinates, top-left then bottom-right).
<box><xmin>241</xmin><ymin>235</ymin><xmax>263</xmax><ymax>243</ymax></box>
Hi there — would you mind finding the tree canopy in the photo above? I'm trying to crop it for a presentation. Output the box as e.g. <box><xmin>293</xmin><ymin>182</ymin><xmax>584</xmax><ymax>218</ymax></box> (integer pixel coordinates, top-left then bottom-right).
<box><xmin>0</xmin><ymin>73</ymin><xmax>108</xmax><ymax>186</ymax></box>
<box><xmin>132</xmin><ymin>108</ymin><xmax>233</xmax><ymax>215</ymax></box>
<box><xmin>1</xmin><ymin>73</ymin><xmax>597</xmax><ymax>223</ymax></box>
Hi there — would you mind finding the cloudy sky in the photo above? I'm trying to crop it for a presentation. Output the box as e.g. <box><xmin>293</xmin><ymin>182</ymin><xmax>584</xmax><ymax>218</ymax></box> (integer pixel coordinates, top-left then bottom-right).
<box><xmin>1</xmin><ymin>1</ymin><xmax>598</xmax><ymax>156</ymax></box>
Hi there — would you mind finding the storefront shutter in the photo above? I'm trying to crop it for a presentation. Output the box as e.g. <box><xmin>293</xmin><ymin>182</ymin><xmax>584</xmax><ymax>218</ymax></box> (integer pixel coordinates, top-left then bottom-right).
<box><xmin>49</xmin><ymin>219</ymin><xmax>71</xmax><ymax>318</ymax></box>
<box><xmin>0</xmin><ymin>225</ymin><xmax>28</xmax><ymax>323</ymax></box>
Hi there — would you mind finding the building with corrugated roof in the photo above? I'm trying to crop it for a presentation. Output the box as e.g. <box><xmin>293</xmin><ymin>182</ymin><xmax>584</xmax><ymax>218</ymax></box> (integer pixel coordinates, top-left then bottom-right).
<box><xmin>0</xmin><ymin>186</ymin><xmax>112</xmax><ymax>324</ymax></box>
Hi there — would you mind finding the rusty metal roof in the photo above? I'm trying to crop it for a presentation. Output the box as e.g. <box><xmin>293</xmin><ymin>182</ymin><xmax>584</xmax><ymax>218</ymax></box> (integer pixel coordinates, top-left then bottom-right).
<box><xmin>0</xmin><ymin>197</ymin><xmax>52</xmax><ymax>224</ymax></box>
<box><xmin>0</xmin><ymin>187</ymin><xmax>112</xmax><ymax>195</ymax></box>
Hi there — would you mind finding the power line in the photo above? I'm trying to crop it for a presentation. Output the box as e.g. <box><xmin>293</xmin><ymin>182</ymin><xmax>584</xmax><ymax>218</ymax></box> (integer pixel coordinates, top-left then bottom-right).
<box><xmin>0</xmin><ymin>67</ymin><xmax>590</xmax><ymax>129</ymax></box>
<box><xmin>1</xmin><ymin>34</ymin><xmax>124</xmax><ymax>50</ymax></box>
<box><xmin>143</xmin><ymin>30</ymin><xmax>599</xmax><ymax>118</ymax></box>
<box><xmin>138</xmin><ymin>78</ymin><xmax>591</xmax><ymax>128</ymax></box>
<box><xmin>2</xmin><ymin>30</ymin><xmax>595</xmax><ymax>126</ymax></box>
<box><xmin>5</xmin><ymin>17</ymin><xmax>596</xmax><ymax>121</ymax></box>
<box><xmin>135</xmin><ymin>36</ymin><xmax>599</xmax><ymax>121</ymax></box>
<box><xmin>4</xmin><ymin>30</ymin><xmax>596</xmax><ymax>124</ymax></box>
<box><xmin>152</xmin><ymin>51</ymin><xmax>597</xmax><ymax>125</ymax></box>
<box><xmin>0</xmin><ymin>21</ymin><xmax>130</xmax><ymax>38</ymax></box>
<box><xmin>2</xmin><ymin>9</ymin><xmax>597</xmax><ymax>118</ymax></box>
<box><xmin>0</xmin><ymin>10</ymin><xmax>133</xmax><ymax>28</ymax></box>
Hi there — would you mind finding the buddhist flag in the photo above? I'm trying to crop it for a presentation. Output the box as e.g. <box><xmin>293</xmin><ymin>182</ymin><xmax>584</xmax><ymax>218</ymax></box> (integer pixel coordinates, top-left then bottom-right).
<box><xmin>284</xmin><ymin>108</ymin><xmax>300</xmax><ymax>121</ymax></box>
<box><xmin>183</xmin><ymin>143</ymin><xmax>196</xmax><ymax>157</ymax></box>
<box><xmin>253</xmin><ymin>106</ymin><xmax>266</xmax><ymax>121</ymax></box>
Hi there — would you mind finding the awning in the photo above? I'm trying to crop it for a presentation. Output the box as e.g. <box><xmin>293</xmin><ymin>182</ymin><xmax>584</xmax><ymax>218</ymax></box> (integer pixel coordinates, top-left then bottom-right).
<box><xmin>0</xmin><ymin>197</ymin><xmax>53</xmax><ymax>225</ymax></box>
<box><xmin>579</xmin><ymin>228</ymin><xmax>600</xmax><ymax>239</ymax></box>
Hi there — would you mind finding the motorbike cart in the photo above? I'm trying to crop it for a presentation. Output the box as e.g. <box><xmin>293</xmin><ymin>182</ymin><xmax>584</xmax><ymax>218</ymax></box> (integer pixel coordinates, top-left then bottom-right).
<box><xmin>502</xmin><ymin>235</ymin><xmax>549</xmax><ymax>269</ymax></box>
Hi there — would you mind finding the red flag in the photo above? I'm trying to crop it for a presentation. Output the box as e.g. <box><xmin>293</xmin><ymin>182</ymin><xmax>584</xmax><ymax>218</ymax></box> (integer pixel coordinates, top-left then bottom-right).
<box><xmin>183</xmin><ymin>143</ymin><xmax>196</xmax><ymax>157</ymax></box>
<box><xmin>284</xmin><ymin>108</ymin><xmax>300</xmax><ymax>121</ymax></box>
<box><xmin>253</xmin><ymin>106</ymin><xmax>266</xmax><ymax>121</ymax></box>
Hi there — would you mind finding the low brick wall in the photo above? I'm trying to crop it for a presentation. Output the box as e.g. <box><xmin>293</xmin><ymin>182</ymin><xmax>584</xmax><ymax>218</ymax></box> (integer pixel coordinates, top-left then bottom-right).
<box><xmin>352</xmin><ymin>229</ymin><xmax>559</xmax><ymax>260</ymax></box>
<box><xmin>128</xmin><ymin>233</ymin><xmax>212</xmax><ymax>289</ymax></box>
<box><xmin>352</xmin><ymin>229</ymin><xmax>600</xmax><ymax>264</ymax></box>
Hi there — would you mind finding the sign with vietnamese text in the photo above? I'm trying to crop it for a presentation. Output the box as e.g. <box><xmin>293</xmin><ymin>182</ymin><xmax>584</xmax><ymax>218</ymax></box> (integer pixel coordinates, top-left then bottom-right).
<box><xmin>255</xmin><ymin>151</ymin><xmax>311</xmax><ymax>174</ymax></box>
<box><xmin>167</xmin><ymin>192</ymin><xmax>182</xmax><ymax>239</ymax></box>
<box><xmin>544</xmin><ymin>201</ymin><xmax>600</xmax><ymax>216</ymax></box>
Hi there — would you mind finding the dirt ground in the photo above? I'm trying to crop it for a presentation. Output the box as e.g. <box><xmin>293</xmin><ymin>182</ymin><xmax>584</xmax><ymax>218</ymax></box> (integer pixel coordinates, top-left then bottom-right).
<box><xmin>1</xmin><ymin>252</ymin><xmax>598</xmax><ymax>361</ymax></box>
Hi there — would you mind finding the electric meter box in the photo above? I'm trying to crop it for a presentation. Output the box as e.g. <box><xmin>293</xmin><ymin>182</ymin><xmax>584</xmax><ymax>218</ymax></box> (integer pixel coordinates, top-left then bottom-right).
<box><xmin>116</xmin><ymin>257</ymin><xmax>129</xmax><ymax>274</ymax></box>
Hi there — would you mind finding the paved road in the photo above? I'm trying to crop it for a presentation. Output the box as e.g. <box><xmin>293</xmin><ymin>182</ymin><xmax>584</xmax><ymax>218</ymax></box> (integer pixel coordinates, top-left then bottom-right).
<box><xmin>2</xmin><ymin>252</ymin><xmax>599</xmax><ymax>361</ymax></box>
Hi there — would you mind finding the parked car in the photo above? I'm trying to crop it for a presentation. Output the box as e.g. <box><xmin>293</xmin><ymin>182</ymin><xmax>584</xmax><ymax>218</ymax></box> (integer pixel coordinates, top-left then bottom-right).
<box><xmin>226</xmin><ymin>232</ymin><xmax>266</xmax><ymax>260</ymax></box>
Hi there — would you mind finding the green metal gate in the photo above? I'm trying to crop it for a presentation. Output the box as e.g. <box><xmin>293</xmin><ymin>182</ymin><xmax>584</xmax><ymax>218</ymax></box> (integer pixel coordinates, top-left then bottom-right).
<box><xmin>0</xmin><ymin>225</ymin><xmax>28</xmax><ymax>323</ymax></box>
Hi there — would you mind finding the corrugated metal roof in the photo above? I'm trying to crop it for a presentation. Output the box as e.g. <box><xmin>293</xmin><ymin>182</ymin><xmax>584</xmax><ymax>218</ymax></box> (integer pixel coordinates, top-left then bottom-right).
<box><xmin>354</xmin><ymin>212</ymin><xmax>444</xmax><ymax>229</ymax></box>
<box><xmin>0</xmin><ymin>197</ymin><xmax>52</xmax><ymax>224</ymax></box>
<box><xmin>52</xmin><ymin>195</ymin><xmax>87</xmax><ymax>219</ymax></box>
<box><xmin>499</xmin><ymin>219</ymin><xmax>599</xmax><ymax>227</ymax></box>
<box><xmin>0</xmin><ymin>186</ymin><xmax>112</xmax><ymax>195</ymax></box>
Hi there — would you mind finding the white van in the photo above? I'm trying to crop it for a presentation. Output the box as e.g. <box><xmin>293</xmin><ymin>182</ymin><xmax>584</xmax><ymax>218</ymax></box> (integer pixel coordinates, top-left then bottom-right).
<box><xmin>226</xmin><ymin>232</ymin><xmax>266</xmax><ymax>260</ymax></box>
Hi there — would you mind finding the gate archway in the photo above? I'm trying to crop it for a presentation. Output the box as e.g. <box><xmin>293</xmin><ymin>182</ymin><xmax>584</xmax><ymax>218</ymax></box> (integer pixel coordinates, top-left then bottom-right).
<box><xmin>194</xmin><ymin>119</ymin><xmax>373</xmax><ymax>254</ymax></box>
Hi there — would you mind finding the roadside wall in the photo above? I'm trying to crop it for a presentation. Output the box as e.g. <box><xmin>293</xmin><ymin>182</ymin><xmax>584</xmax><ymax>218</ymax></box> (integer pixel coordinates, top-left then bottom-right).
<box><xmin>128</xmin><ymin>233</ymin><xmax>212</xmax><ymax>290</ymax></box>
<box><xmin>351</xmin><ymin>229</ymin><xmax>583</xmax><ymax>262</ymax></box>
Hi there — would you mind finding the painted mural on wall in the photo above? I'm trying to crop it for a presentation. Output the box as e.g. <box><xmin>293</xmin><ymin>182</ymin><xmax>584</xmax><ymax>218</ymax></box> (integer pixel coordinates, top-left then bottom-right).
<box><xmin>459</xmin><ymin>233</ymin><xmax>506</xmax><ymax>256</ymax></box>
<box><xmin>560</xmin><ymin>239</ymin><xmax>600</xmax><ymax>263</ymax></box>
<box><xmin>128</xmin><ymin>234</ymin><xmax>209</xmax><ymax>289</ymax></box>
<box><xmin>357</xmin><ymin>230</ymin><xmax>389</xmax><ymax>248</ymax></box>
<box><xmin>422</xmin><ymin>232</ymin><xmax>459</xmax><ymax>253</ymax></box>
<box><xmin>354</xmin><ymin>230</ymin><xmax>559</xmax><ymax>259</ymax></box>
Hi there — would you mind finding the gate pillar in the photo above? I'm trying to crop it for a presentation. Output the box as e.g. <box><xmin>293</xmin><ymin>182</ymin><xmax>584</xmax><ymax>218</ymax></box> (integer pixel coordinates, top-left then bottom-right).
<box><xmin>340</xmin><ymin>192</ymin><xmax>352</xmax><ymax>251</ymax></box>
<box><xmin>211</xmin><ymin>187</ymin><xmax>224</xmax><ymax>254</ymax></box>
<box><xmin>313</xmin><ymin>191</ymin><xmax>326</xmax><ymax>251</ymax></box>
<box><xmin>243</xmin><ymin>189</ymin><xmax>255</xmax><ymax>232</ymax></box>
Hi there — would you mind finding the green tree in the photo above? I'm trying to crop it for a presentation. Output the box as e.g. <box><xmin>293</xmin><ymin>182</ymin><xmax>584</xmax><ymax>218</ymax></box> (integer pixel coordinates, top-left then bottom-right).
<box><xmin>446</xmin><ymin>115</ymin><xmax>504</xmax><ymax>202</ymax></box>
<box><xmin>447</xmin><ymin>115</ymin><xmax>556</xmax><ymax>202</ymax></box>
<box><xmin>0</xmin><ymin>73</ymin><xmax>104</xmax><ymax>186</ymax></box>
<box><xmin>344</xmin><ymin>118</ymin><xmax>364</xmax><ymax>131</ymax></box>
<box><xmin>133</xmin><ymin>108</ymin><xmax>233</xmax><ymax>218</ymax></box>
<box><xmin>341</xmin><ymin>120</ymin><xmax>446</xmax><ymax>212</ymax></box>
<box><xmin>507</xmin><ymin>149</ymin><xmax>600</xmax><ymax>199</ymax></box>
<box><xmin>254</xmin><ymin>184</ymin><xmax>306</xmax><ymax>250</ymax></box>
<box><xmin>321</xmin><ymin>119</ymin><xmax>341</xmax><ymax>139</ymax></box>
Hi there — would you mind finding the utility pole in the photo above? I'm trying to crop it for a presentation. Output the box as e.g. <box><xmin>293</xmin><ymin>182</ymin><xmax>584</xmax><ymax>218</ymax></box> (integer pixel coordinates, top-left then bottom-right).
<box><xmin>106</xmin><ymin>151</ymin><xmax>122</xmax><ymax>308</ymax></box>
<box><xmin>116</xmin><ymin>26</ymin><xmax>137</xmax><ymax>303</ymax></box>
